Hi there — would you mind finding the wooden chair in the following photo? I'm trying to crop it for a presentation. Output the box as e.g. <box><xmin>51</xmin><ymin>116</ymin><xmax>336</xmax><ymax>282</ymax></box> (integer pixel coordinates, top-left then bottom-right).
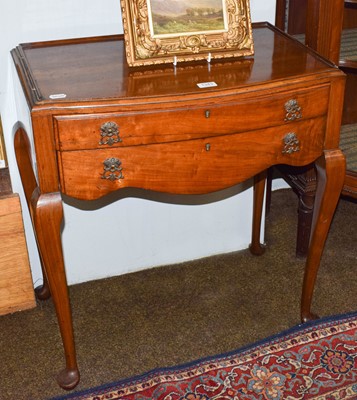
<box><xmin>273</xmin><ymin>0</ymin><xmax>357</xmax><ymax>257</ymax></box>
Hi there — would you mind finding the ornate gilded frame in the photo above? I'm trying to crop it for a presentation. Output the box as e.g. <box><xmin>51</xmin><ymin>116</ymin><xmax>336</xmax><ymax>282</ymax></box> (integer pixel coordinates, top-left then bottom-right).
<box><xmin>120</xmin><ymin>0</ymin><xmax>254</xmax><ymax>67</ymax></box>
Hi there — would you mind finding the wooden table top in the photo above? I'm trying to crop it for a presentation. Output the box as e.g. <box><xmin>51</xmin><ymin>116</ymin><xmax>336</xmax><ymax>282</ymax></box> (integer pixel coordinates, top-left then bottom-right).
<box><xmin>13</xmin><ymin>22</ymin><xmax>338</xmax><ymax>108</ymax></box>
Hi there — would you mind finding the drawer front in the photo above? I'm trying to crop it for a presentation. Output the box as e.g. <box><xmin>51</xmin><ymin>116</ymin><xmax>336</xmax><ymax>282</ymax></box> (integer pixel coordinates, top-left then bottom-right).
<box><xmin>54</xmin><ymin>85</ymin><xmax>329</xmax><ymax>151</ymax></box>
<box><xmin>58</xmin><ymin>117</ymin><xmax>326</xmax><ymax>200</ymax></box>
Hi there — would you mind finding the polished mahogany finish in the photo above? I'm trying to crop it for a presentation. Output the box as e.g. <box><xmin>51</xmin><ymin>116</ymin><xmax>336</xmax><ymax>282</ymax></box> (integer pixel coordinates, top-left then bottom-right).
<box><xmin>305</xmin><ymin>0</ymin><xmax>345</xmax><ymax>65</ymax></box>
<box><xmin>12</xmin><ymin>23</ymin><xmax>345</xmax><ymax>389</ymax></box>
<box><xmin>275</xmin><ymin>0</ymin><xmax>356</xmax><ymax>247</ymax></box>
<box><xmin>275</xmin><ymin>0</ymin><xmax>308</xmax><ymax>35</ymax></box>
<box><xmin>274</xmin><ymin>0</ymin><xmax>357</xmax><ymax>258</ymax></box>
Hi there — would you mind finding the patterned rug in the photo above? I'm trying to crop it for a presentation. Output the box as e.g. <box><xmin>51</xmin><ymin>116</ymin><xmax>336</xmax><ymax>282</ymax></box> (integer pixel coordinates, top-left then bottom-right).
<box><xmin>52</xmin><ymin>312</ymin><xmax>357</xmax><ymax>400</ymax></box>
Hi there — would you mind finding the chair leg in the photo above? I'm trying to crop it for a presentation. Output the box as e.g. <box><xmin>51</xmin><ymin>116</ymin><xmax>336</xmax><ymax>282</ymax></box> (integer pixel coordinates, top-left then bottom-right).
<box><xmin>265</xmin><ymin>167</ymin><xmax>273</xmax><ymax>217</ymax></box>
<box><xmin>276</xmin><ymin>163</ymin><xmax>317</xmax><ymax>258</ymax></box>
<box><xmin>296</xmin><ymin>191</ymin><xmax>315</xmax><ymax>258</ymax></box>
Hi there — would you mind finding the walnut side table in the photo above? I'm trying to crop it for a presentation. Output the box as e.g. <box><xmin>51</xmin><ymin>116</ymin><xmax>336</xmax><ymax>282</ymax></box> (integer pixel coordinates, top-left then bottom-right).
<box><xmin>11</xmin><ymin>23</ymin><xmax>346</xmax><ymax>389</ymax></box>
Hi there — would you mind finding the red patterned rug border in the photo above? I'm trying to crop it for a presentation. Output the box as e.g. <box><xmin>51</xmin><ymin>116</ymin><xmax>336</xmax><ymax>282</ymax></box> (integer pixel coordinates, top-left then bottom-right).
<box><xmin>51</xmin><ymin>311</ymin><xmax>357</xmax><ymax>400</ymax></box>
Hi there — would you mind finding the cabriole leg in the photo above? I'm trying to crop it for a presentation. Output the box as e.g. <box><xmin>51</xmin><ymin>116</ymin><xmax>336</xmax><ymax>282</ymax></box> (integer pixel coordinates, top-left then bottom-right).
<box><xmin>301</xmin><ymin>150</ymin><xmax>346</xmax><ymax>322</ymax></box>
<box><xmin>31</xmin><ymin>190</ymin><xmax>80</xmax><ymax>390</ymax></box>
<box><xmin>14</xmin><ymin>126</ymin><xmax>51</xmax><ymax>300</ymax></box>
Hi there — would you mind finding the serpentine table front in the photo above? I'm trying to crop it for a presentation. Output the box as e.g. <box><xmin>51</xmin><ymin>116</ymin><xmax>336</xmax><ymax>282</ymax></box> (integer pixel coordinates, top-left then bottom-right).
<box><xmin>11</xmin><ymin>22</ymin><xmax>346</xmax><ymax>390</ymax></box>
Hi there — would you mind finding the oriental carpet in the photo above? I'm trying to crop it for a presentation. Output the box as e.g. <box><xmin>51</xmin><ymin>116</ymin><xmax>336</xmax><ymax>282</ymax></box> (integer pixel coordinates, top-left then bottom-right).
<box><xmin>52</xmin><ymin>311</ymin><xmax>357</xmax><ymax>400</ymax></box>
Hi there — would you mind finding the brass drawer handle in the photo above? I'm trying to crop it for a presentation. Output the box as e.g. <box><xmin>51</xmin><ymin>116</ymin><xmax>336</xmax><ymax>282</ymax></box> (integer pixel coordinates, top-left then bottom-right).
<box><xmin>284</xmin><ymin>99</ymin><xmax>302</xmax><ymax>121</ymax></box>
<box><xmin>99</xmin><ymin>122</ymin><xmax>122</xmax><ymax>146</ymax></box>
<box><xmin>282</xmin><ymin>132</ymin><xmax>300</xmax><ymax>154</ymax></box>
<box><xmin>101</xmin><ymin>157</ymin><xmax>124</xmax><ymax>181</ymax></box>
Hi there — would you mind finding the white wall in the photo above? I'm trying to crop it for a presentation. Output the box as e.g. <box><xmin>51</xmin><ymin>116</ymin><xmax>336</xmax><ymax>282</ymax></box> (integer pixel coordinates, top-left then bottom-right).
<box><xmin>0</xmin><ymin>0</ymin><xmax>276</xmax><ymax>287</ymax></box>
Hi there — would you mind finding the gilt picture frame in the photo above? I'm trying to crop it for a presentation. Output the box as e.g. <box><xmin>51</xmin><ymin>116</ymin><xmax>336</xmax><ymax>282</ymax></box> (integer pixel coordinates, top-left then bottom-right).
<box><xmin>120</xmin><ymin>0</ymin><xmax>254</xmax><ymax>67</ymax></box>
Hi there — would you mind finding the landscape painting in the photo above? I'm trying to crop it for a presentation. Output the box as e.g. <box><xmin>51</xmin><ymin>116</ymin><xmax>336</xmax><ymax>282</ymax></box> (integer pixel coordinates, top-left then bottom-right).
<box><xmin>148</xmin><ymin>0</ymin><xmax>226</xmax><ymax>36</ymax></box>
<box><xmin>120</xmin><ymin>0</ymin><xmax>254</xmax><ymax>67</ymax></box>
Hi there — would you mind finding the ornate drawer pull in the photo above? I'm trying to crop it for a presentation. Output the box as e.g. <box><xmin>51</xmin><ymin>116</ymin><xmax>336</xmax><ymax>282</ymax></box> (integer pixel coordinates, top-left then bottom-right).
<box><xmin>99</xmin><ymin>122</ymin><xmax>122</xmax><ymax>146</ymax></box>
<box><xmin>282</xmin><ymin>132</ymin><xmax>300</xmax><ymax>154</ymax></box>
<box><xmin>101</xmin><ymin>157</ymin><xmax>124</xmax><ymax>181</ymax></box>
<box><xmin>284</xmin><ymin>99</ymin><xmax>302</xmax><ymax>121</ymax></box>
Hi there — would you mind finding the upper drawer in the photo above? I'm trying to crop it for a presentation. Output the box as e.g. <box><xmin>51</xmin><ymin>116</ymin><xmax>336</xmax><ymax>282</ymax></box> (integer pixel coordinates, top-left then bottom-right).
<box><xmin>54</xmin><ymin>85</ymin><xmax>330</xmax><ymax>151</ymax></box>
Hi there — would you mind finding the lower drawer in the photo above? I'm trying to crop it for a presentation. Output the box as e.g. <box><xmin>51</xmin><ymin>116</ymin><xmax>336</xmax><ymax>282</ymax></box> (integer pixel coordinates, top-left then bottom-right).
<box><xmin>58</xmin><ymin>117</ymin><xmax>326</xmax><ymax>200</ymax></box>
